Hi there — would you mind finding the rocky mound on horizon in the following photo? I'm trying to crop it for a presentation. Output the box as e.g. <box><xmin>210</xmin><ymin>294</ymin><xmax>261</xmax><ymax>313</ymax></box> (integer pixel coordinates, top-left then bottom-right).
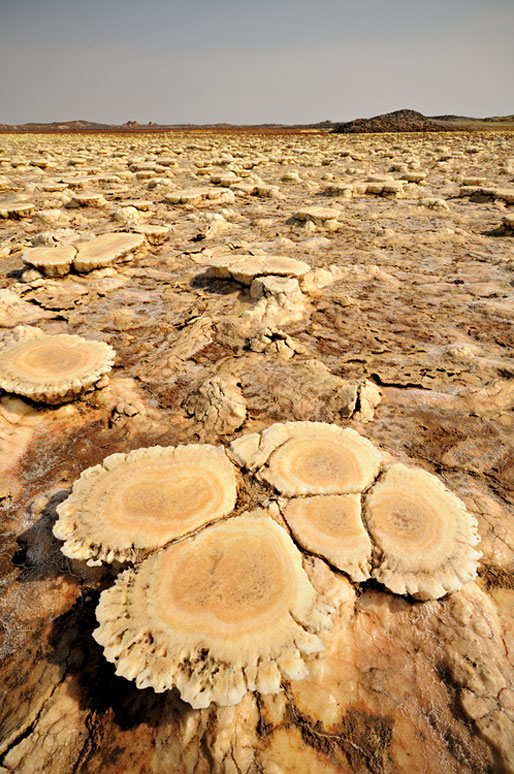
<box><xmin>333</xmin><ymin>109</ymin><xmax>514</xmax><ymax>134</ymax></box>
<box><xmin>333</xmin><ymin>109</ymin><xmax>445</xmax><ymax>134</ymax></box>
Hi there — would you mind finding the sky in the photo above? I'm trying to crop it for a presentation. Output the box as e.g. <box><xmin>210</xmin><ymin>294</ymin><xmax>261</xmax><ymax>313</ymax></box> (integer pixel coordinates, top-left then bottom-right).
<box><xmin>1</xmin><ymin>0</ymin><xmax>513</xmax><ymax>125</ymax></box>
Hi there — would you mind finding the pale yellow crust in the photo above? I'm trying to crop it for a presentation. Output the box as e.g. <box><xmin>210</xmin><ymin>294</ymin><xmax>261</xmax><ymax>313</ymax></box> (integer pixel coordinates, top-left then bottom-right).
<box><xmin>365</xmin><ymin>464</ymin><xmax>482</xmax><ymax>599</ymax></box>
<box><xmin>74</xmin><ymin>232</ymin><xmax>145</xmax><ymax>272</ymax></box>
<box><xmin>229</xmin><ymin>422</ymin><xmax>381</xmax><ymax>495</ymax></box>
<box><xmin>53</xmin><ymin>444</ymin><xmax>238</xmax><ymax>564</ymax></box>
<box><xmin>205</xmin><ymin>255</ymin><xmax>310</xmax><ymax>285</ymax></box>
<box><xmin>0</xmin><ymin>333</ymin><xmax>115</xmax><ymax>404</ymax></box>
<box><xmin>93</xmin><ymin>511</ymin><xmax>334</xmax><ymax>708</ymax></box>
<box><xmin>282</xmin><ymin>495</ymin><xmax>372</xmax><ymax>581</ymax></box>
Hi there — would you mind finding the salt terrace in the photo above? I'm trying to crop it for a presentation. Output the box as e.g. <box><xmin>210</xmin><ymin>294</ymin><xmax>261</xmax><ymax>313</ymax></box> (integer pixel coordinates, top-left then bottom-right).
<box><xmin>0</xmin><ymin>128</ymin><xmax>513</xmax><ymax>774</ymax></box>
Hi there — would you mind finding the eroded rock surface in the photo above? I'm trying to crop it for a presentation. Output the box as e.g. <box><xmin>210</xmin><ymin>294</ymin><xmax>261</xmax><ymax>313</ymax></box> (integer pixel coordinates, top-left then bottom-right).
<box><xmin>0</xmin><ymin>129</ymin><xmax>513</xmax><ymax>773</ymax></box>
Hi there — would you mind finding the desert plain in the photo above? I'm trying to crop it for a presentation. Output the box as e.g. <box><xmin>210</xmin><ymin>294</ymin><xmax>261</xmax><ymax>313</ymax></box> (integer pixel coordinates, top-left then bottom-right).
<box><xmin>0</xmin><ymin>127</ymin><xmax>513</xmax><ymax>773</ymax></box>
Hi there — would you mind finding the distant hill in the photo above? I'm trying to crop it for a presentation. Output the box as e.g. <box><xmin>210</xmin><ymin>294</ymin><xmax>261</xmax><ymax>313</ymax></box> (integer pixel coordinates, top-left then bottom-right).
<box><xmin>0</xmin><ymin>112</ymin><xmax>512</xmax><ymax>134</ymax></box>
<box><xmin>0</xmin><ymin>119</ymin><xmax>313</xmax><ymax>134</ymax></box>
<box><xmin>0</xmin><ymin>119</ymin><xmax>112</xmax><ymax>132</ymax></box>
<box><xmin>332</xmin><ymin>109</ymin><xmax>442</xmax><ymax>134</ymax></box>
<box><xmin>332</xmin><ymin>109</ymin><xmax>514</xmax><ymax>134</ymax></box>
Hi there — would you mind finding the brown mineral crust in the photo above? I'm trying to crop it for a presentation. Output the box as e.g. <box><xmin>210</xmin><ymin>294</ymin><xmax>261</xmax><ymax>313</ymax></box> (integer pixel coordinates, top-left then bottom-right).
<box><xmin>285</xmin><ymin>582</ymin><xmax>512</xmax><ymax>774</ymax></box>
<box><xmin>219</xmin><ymin>355</ymin><xmax>363</xmax><ymax>424</ymax></box>
<box><xmin>0</xmin><ymin>394</ymin><xmax>79</xmax><ymax>499</ymax></box>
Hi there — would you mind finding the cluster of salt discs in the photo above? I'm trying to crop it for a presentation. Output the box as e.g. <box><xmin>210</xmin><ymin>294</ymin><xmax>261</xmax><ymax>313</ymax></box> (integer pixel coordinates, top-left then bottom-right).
<box><xmin>229</xmin><ymin>422</ymin><xmax>482</xmax><ymax>599</ymax></box>
<box><xmin>52</xmin><ymin>423</ymin><xmax>481</xmax><ymax>710</ymax></box>
<box><xmin>53</xmin><ymin>444</ymin><xmax>333</xmax><ymax>709</ymax></box>
<box><xmin>0</xmin><ymin>330</ymin><xmax>115</xmax><ymax>404</ymax></box>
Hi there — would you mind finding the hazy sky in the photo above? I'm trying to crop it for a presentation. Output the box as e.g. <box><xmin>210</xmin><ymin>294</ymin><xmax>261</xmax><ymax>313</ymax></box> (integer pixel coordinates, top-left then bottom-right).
<box><xmin>1</xmin><ymin>0</ymin><xmax>513</xmax><ymax>124</ymax></box>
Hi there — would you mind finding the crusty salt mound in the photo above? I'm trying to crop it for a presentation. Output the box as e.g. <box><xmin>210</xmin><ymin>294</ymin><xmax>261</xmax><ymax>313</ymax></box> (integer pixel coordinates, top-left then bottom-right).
<box><xmin>205</xmin><ymin>254</ymin><xmax>310</xmax><ymax>285</ymax></box>
<box><xmin>183</xmin><ymin>375</ymin><xmax>246</xmax><ymax>433</ymax></box>
<box><xmin>67</xmin><ymin>191</ymin><xmax>107</xmax><ymax>208</ymax></box>
<box><xmin>246</xmin><ymin>275</ymin><xmax>307</xmax><ymax>327</ymax></box>
<box><xmin>74</xmin><ymin>232</ymin><xmax>145</xmax><ymax>272</ymax></box>
<box><xmin>93</xmin><ymin>510</ymin><xmax>333</xmax><ymax>708</ymax></box>
<box><xmin>0</xmin><ymin>333</ymin><xmax>115</xmax><ymax>404</ymax></box>
<box><xmin>295</xmin><ymin>206</ymin><xmax>342</xmax><ymax>227</ymax></box>
<box><xmin>53</xmin><ymin>444</ymin><xmax>237</xmax><ymax>564</ymax></box>
<box><xmin>282</xmin><ymin>495</ymin><xmax>372</xmax><ymax>581</ymax></box>
<box><xmin>134</xmin><ymin>223</ymin><xmax>170</xmax><ymax>245</ymax></box>
<box><xmin>53</xmin><ymin>417</ymin><xmax>484</xmax><ymax>713</ymax></box>
<box><xmin>0</xmin><ymin>199</ymin><xmax>35</xmax><ymax>219</ymax></box>
<box><xmin>165</xmin><ymin>187</ymin><xmax>235</xmax><ymax>205</ymax></box>
<box><xmin>230</xmin><ymin>421</ymin><xmax>382</xmax><ymax>495</ymax></box>
<box><xmin>364</xmin><ymin>463</ymin><xmax>482</xmax><ymax>599</ymax></box>
<box><xmin>22</xmin><ymin>245</ymin><xmax>76</xmax><ymax>277</ymax></box>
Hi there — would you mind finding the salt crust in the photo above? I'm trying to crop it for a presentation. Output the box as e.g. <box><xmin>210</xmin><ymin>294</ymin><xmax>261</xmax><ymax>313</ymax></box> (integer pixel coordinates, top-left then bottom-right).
<box><xmin>0</xmin><ymin>333</ymin><xmax>115</xmax><ymax>404</ymax></box>
<box><xmin>74</xmin><ymin>232</ymin><xmax>145</xmax><ymax>272</ymax></box>
<box><xmin>93</xmin><ymin>510</ymin><xmax>334</xmax><ymax>708</ymax></box>
<box><xmin>365</xmin><ymin>463</ymin><xmax>482</xmax><ymax>600</ymax></box>
<box><xmin>53</xmin><ymin>444</ymin><xmax>238</xmax><ymax>564</ymax></box>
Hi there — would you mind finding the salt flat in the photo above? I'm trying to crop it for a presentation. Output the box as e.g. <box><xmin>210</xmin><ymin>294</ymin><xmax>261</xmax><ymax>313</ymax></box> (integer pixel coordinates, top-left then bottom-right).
<box><xmin>0</xmin><ymin>129</ymin><xmax>513</xmax><ymax>774</ymax></box>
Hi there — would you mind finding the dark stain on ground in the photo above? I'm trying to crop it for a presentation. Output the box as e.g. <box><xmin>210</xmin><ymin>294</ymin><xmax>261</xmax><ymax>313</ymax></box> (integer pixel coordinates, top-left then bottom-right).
<box><xmin>146</xmin><ymin>377</ymin><xmax>191</xmax><ymax>409</ymax></box>
<box><xmin>19</xmin><ymin>417</ymin><xmax>185</xmax><ymax>502</ymax></box>
<box><xmin>478</xmin><ymin>564</ymin><xmax>514</xmax><ymax>591</ymax></box>
<box><xmin>192</xmin><ymin>340</ymin><xmax>235</xmax><ymax>366</ymax></box>
<box><xmin>286</xmin><ymin>695</ymin><xmax>394</xmax><ymax>774</ymax></box>
<box><xmin>337</xmin><ymin>710</ymin><xmax>393</xmax><ymax>774</ymax></box>
<box><xmin>400</xmin><ymin>407</ymin><xmax>472</xmax><ymax>461</ymax></box>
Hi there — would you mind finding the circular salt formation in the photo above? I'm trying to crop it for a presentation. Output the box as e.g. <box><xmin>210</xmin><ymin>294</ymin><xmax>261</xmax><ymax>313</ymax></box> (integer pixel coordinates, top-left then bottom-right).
<box><xmin>53</xmin><ymin>444</ymin><xmax>238</xmax><ymax>564</ymax></box>
<box><xmin>364</xmin><ymin>464</ymin><xmax>481</xmax><ymax>600</ymax></box>
<box><xmin>283</xmin><ymin>495</ymin><xmax>372</xmax><ymax>581</ymax></box>
<box><xmin>74</xmin><ymin>232</ymin><xmax>145</xmax><ymax>272</ymax></box>
<box><xmin>0</xmin><ymin>333</ymin><xmax>115</xmax><ymax>404</ymax></box>
<box><xmin>123</xmin><ymin>199</ymin><xmax>153</xmax><ymax>211</ymax></box>
<box><xmin>0</xmin><ymin>200</ymin><xmax>35</xmax><ymax>219</ymax></box>
<box><xmin>22</xmin><ymin>246</ymin><xmax>76</xmax><ymax>277</ymax></box>
<box><xmin>262</xmin><ymin>426</ymin><xmax>381</xmax><ymax>495</ymax></box>
<box><xmin>295</xmin><ymin>206</ymin><xmax>342</xmax><ymax>224</ymax></box>
<box><xmin>68</xmin><ymin>191</ymin><xmax>107</xmax><ymax>208</ymax></box>
<box><xmin>229</xmin><ymin>256</ymin><xmax>310</xmax><ymax>285</ymax></box>
<box><xmin>135</xmin><ymin>224</ymin><xmax>169</xmax><ymax>245</ymax></box>
<box><xmin>93</xmin><ymin>511</ymin><xmax>332</xmax><ymax>708</ymax></box>
<box><xmin>206</xmin><ymin>254</ymin><xmax>310</xmax><ymax>285</ymax></box>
